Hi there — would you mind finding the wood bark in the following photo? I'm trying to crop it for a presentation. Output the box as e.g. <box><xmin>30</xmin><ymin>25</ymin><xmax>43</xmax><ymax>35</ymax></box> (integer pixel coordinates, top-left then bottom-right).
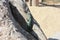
<box><xmin>9</xmin><ymin>0</ymin><xmax>47</xmax><ymax>40</ymax></box>
<box><xmin>0</xmin><ymin>0</ymin><xmax>47</xmax><ymax>40</ymax></box>
<box><xmin>0</xmin><ymin>0</ymin><xmax>37</xmax><ymax>40</ymax></box>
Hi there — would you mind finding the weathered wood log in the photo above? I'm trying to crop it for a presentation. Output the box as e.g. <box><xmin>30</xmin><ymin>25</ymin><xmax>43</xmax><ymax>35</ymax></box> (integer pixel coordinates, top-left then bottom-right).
<box><xmin>0</xmin><ymin>0</ymin><xmax>37</xmax><ymax>40</ymax></box>
<box><xmin>9</xmin><ymin>0</ymin><xmax>47</xmax><ymax>40</ymax></box>
<box><xmin>9</xmin><ymin>0</ymin><xmax>33</xmax><ymax>32</ymax></box>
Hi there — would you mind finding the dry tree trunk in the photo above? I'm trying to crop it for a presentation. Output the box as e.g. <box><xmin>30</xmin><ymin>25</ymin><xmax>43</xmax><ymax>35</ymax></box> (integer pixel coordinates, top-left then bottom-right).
<box><xmin>0</xmin><ymin>0</ymin><xmax>47</xmax><ymax>40</ymax></box>
<box><xmin>0</xmin><ymin>0</ymin><xmax>37</xmax><ymax>40</ymax></box>
<box><xmin>9</xmin><ymin>0</ymin><xmax>47</xmax><ymax>40</ymax></box>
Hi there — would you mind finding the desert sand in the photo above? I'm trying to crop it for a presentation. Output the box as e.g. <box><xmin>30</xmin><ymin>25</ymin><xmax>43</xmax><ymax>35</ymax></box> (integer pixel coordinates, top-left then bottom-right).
<box><xmin>27</xmin><ymin>4</ymin><xmax>60</xmax><ymax>38</ymax></box>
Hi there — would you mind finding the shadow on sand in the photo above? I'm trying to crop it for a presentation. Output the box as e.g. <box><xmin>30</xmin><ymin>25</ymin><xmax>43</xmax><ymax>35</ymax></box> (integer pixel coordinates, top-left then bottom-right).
<box><xmin>38</xmin><ymin>2</ymin><xmax>60</xmax><ymax>8</ymax></box>
<box><xmin>48</xmin><ymin>38</ymin><xmax>58</xmax><ymax>40</ymax></box>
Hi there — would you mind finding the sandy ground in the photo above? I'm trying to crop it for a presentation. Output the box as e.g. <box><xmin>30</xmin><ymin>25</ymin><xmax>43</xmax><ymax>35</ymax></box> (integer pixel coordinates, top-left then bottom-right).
<box><xmin>27</xmin><ymin>3</ymin><xmax>60</xmax><ymax>38</ymax></box>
